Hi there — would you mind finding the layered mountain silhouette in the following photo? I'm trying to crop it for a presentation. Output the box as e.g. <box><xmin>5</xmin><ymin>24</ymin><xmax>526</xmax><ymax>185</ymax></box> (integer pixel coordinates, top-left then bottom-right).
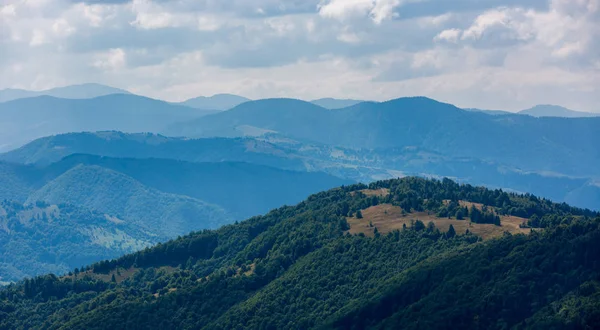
<box><xmin>518</xmin><ymin>104</ymin><xmax>600</xmax><ymax>118</ymax></box>
<box><xmin>0</xmin><ymin>83</ymin><xmax>130</xmax><ymax>103</ymax></box>
<box><xmin>166</xmin><ymin>97</ymin><xmax>600</xmax><ymax>178</ymax></box>
<box><xmin>0</xmin><ymin>94</ymin><xmax>215</xmax><ymax>152</ymax></box>
<box><xmin>179</xmin><ymin>94</ymin><xmax>251</xmax><ymax>110</ymax></box>
<box><xmin>310</xmin><ymin>98</ymin><xmax>365</xmax><ymax>109</ymax></box>
<box><xmin>3</xmin><ymin>131</ymin><xmax>599</xmax><ymax>211</ymax></box>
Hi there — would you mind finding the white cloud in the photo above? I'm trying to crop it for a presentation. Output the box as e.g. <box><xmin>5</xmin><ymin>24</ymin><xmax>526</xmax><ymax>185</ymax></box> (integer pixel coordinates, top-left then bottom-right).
<box><xmin>93</xmin><ymin>48</ymin><xmax>127</xmax><ymax>70</ymax></box>
<box><xmin>0</xmin><ymin>0</ymin><xmax>598</xmax><ymax>113</ymax></box>
<box><xmin>52</xmin><ymin>18</ymin><xmax>75</xmax><ymax>37</ymax></box>
<box><xmin>318</xmin><ymin>0</ymin><xmax>402</xmax><ymax>24</ymax></box>
<box><xmin>434</xmin><ymin>28</ymin><xmax>461</xmax><ymax>43</ymax></box>
<box><xmin>29</xmin><ymin>29</ymin><xmax>47</xmax><ymax>46</ymax></box>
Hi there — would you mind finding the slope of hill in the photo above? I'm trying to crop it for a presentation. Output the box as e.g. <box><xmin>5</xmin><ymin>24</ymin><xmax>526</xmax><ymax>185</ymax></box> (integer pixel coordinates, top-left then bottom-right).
<box><xmin>0</xmin><ymin>94</ymin><xmax>214</xmax><ymax>152</ymax></box>
<box><xmin>47</xmin><ymin>154</ymin><xmax>352</xmax><ymax>219</ymax></box>
<box><xmin>1</xmin><ymin>177</ymin><xmax>598</xmax><ymax>329</ymax></box>
<box><xmin>167</xmin><ymin>97</ymin><xmax>600</xmax><ymax>177</ymax></box>
<box><xmin>26</xmin><ymin>165</ymin><xmax>232</xmax><ymax>237</ymax></box>
<box><xmin>310</xmin><ymin>98</ymin><xmax>365</xmax><ymax>109</ymax></box>
<box><xmin>0</xmin><ymin>83</ymin><xmax>130</xmax><ymax>103</ymax></box>
<box><xmin>519</xmin><ymin>104</ymin><xmax>600</xmax><ymax>118</ymax></box>
<box><xmin>0</xmin><ymin>201</ymin><xmax>155</xmax><ymax>283</ymax></box>
<box><xmin>463</xmin><ymin>108</ymin><xmax>513</xmax><ymax>116</ymax></box>
<box><xmin>2</xmin><ymin>131</ymin><xmax>599</xmax><ymax>211</ymax></box>
<box><xmin>0</xmin><ymin>132</ymin><xmax>304</xmax><ymax>170</ymax></box>
<box><xmin>0</xmin><ymin>162</ymin><xmax>46</xmax><ymax>202</ymax></box>
<box><xmin>179</xmin><ymin>94</ymin><xmax>250</xmax><ymax>110</ymax></box>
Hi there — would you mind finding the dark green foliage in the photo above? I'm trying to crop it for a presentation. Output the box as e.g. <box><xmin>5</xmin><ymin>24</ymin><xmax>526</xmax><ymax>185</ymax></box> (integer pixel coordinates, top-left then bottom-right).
<box><xmin>446</xmin><ymin>224</ymin><xmax>456</xmax><ymax>238</ymax></box>
<box><xmin>0</xmin><ymin>177</ymin><xmax>598</xmax><ymax>329</ymax></box>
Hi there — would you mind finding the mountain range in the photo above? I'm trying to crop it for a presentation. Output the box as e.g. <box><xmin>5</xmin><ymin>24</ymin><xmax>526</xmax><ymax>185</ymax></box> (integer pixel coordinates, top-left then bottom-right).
<box><xmin>1</xmin><ymin>177</ymin><xmax>598</xmax><ymax>329</ymax></box>
<box><xmin>0</xmin><ymin>148</ymin><xmax>348</xmax><ymax>281</ymax></box>
<box><xmin>0</xmin><ymin>94</ymin><xmax>215</xmax><ymax>152</ymax></box>
<box><xmin>518</xmin><ymin>104</ymin><xmax>600</xmax><ymax>118</ymax></box>
<box><xmin>166</xmin><ymin>97</ymin><xmax>600</xmax><ymax>178</ymax></box>
<box><xmin>0</xmin><ymin>83</ymin><xmax>130</xmax><ymax>103</ymax></box>
<box><xmin>2</xmin><ymin>131</ymin><xmax>599</xmax><ymax>211</ymax></box>
<box><xmin>1</xmin><ymin>83</ymin><xmax>600</xmax><ymax>328</ymax></box>
<box><xmin>178</xmin><ymin>94</ymin><xmax>251</xmax><ymax>110</ymax></box>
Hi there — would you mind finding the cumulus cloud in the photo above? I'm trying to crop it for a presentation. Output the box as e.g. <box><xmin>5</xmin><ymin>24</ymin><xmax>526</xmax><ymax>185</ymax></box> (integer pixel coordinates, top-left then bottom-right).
<box><xmin>0</xmin><ymin>0</ymin><xmax>598</xmax><ymax>112</ymax></box>
<box><xmin>318</xmin><ymin>0</ymin><xmax>402</xmax><ymax>24</ymax></box>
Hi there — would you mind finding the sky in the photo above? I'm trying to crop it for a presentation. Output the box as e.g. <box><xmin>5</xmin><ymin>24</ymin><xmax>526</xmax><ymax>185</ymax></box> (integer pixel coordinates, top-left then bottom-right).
<box><xmin>0</xmin><ymin>0</ymin><xmax>599</xmax><ymax>112</ymax></box>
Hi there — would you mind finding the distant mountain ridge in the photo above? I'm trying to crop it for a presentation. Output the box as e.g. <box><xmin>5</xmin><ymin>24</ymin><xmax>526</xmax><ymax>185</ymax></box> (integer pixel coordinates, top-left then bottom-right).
<box><xmin>518</xmin><ymin>104</ymin><xmax>600</xmax><ymax>118</ymax></box>
<box><xmin>0</xmin><ymin>94</ymin><xmax>215</xmax><ymax>152</ymax></box>
<box><xmin>0</xmin><ymin>83</ymin><xmax>130</xmax><ymax>103</ymax></box>
<box><xmin>179</xmin><ymin>94</ymin><xmax>251</xmax><ymax>110</ymax></box>
<box><xmin>166</xmin><ymin>97</ymin><xmax>600</xmax><ymax>178</ymax></box>
<box><xmin>3</xmin><ymin>131</ymin><xmax>600</xmax><ymax>211</ymax></box>
<box><xmin>310</xmin><ymin>98</ymin><xmax>365</xmax><ymax>109</ymax></box>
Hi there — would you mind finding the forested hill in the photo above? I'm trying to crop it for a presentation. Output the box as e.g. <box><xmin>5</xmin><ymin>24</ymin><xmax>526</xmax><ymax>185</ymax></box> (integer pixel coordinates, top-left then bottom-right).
<box><xmin>1</xmin><ymin>177</ymin><xmax>599</xmax><ymax>329</ymax></box>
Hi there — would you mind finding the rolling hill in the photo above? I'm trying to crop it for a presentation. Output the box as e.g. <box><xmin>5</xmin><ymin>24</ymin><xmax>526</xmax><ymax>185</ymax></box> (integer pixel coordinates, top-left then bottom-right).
<box><xmin>310</xmin><ymin>98</ymin><xmax>365</xmax><ymax>109</ymax></box>
<box><xmin>519</xmin><ymin>104</ymin><xmax>600</xmax><ymax>118</ymax></box>
<box><xmin>0</xmin><ymin>153</ymin><xmax>349</xmax><ymax>282</ymax></box>
<box><xmin>166</xmin><ymin>97</ymin><xmax>600</xmax><ymax>178</ymax></box>
<box><xmin>0</xmin><ymin>131</ymin><xmax>305</xmax><ymax>170</ymax></box>
<box><xmin>2</xmin><ymin>131</ymin><xmax>599</xmax><ymax>211</ymax></box>
<box><xmin>1</xmin><ymin>177</ymin><xmax>598</xmax><ymax>329</ymax></box>
<box><xmin>179</xmin><ymin>94</ymin><xmax>250</xmax><ymax>110</ymax></box>
<box><xmin>0</xmin><ymin>201</ymin><xmax>156</xmax><ymax>283</ymax></box>
<box><xmin>26</xmin><ymin>164</ymin><xmax>232</xmax><ymax>237</ymax></box>
<box><xmin>0</xmin><ymin>94</ymin><xmax>215</xmax><ymax>152</ymax></box>
<box><xmin>0</xmin><ymin>83</ymin><xmax>130</xmax><ymax>103</ymax></box>
<box><xmin>45</xmin><ymin>154</ymin><xmax>352</xmax><ymax>219</ymax></box>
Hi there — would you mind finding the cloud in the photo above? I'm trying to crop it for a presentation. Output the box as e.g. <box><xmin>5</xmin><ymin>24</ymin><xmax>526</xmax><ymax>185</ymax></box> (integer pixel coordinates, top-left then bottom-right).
<box><xmin>93</xmin><ymin>48</ymin><xmax>127</xmax><ymax>70</ymax></box>
<box><xmin>0</xmin><ymin>0</ymin><xmax>598</xmax><ymax>113</ymax></box>
<box><xmin>318</xmin><ymin>0</ymin><xmax>402</xmax><ymax>24</ymax></box>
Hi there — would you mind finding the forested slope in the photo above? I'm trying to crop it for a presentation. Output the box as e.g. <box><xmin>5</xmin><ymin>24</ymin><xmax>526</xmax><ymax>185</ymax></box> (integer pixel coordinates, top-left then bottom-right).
<box><xmin>0</xmin><ymin>177</ymin><xmax>598</xmax><ymax>329</ymax></box>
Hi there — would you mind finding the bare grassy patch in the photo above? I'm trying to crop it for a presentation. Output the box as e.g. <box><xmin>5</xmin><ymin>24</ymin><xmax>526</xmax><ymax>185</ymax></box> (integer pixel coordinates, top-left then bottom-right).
<box><xmin>347</xmin><ymin>204</ymin><xmax>530</xmax><ymax>240</ymax></box>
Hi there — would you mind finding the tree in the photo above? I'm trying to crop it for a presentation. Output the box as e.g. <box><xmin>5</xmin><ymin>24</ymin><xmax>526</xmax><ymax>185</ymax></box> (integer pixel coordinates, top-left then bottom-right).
<box><xmin>413</xmin><ymin>220</ymin><xmax>426</xmax><ymax>231</ymax></box>
<box><xmin>356</xmin><ymin>210</ymin><xmax>363</xmax><ymax>219</ymax></box>
<box><xmin>446</xmin><ymin>224</ymin><xmax>456</xmax><ymax>238</ymax></box>
<box><xmin>111</xmin><ymin>274</ymin><xmax>116</xmax><ymax>283</ymax></box>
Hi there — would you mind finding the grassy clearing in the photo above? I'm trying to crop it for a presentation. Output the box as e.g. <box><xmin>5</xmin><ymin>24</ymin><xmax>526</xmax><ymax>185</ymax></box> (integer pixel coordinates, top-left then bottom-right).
<box><xmin>347</xmin><ymin>203</ymin><xmax>530</xmax><ymax>240</ymax></box>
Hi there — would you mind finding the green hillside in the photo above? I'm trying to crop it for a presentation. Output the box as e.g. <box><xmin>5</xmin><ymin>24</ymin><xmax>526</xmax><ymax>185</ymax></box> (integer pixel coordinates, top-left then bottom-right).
<box><xmin>50</xmin><ymin>154</ymin><xmax>352</xmax><ymax>219</ymax></box>
<box><xmin>0</xmin><ymin>201</ymin><xmax>154</xmax><ymax>283</ymax></box>
<box><xmin>1</xmin><ymin>177</ymin><xmax>597</xmax><ymax>329</ymax></box>
<box><xmin>26</xmin><ymin>165</ymin><xmax>232</xmax><ymax>237</ymax></box>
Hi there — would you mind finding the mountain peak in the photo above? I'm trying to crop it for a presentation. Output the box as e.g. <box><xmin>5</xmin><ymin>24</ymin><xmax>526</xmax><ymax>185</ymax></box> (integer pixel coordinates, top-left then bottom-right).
<box><xmin>519</xmin><ymin>104</ymin><xmax>599</xmax><ymax>118</ymax></box>
<box><xmin>0</xmin><ymin>83</ymin><xmax>130</xmax><ymax>103</ymax></box>
<box><xmin>180</xmin><ymin>94</ymin><xmax>251</xmax><ymax>110</ymax></box>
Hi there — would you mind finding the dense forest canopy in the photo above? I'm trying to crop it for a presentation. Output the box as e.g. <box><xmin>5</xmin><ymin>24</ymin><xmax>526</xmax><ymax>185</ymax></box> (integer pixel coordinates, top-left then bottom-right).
<box><xmin>1</xmin><ymin>177</ymin><xmax>598</xmax><ymax>329</ymax></box>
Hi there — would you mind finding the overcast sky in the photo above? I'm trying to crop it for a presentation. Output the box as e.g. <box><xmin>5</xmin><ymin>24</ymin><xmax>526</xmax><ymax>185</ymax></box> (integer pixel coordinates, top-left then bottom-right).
<box><xmin>1</xmin><ymin>0</ymin><xmax>599</xmax><ymax>112</ymax></box>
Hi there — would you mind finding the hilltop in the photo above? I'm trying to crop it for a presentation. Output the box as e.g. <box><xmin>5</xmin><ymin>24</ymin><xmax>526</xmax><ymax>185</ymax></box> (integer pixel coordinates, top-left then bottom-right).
<box><xmin>1</xmin><ymin>177</ymin><xmax>598</xmax><ymax>329</ymax></box>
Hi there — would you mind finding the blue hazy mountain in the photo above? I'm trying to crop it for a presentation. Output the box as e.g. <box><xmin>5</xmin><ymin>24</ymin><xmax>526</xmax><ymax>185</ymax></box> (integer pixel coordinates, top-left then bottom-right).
<box><xmin>0</xmin><ymin>83</ymin><xmax>130</xmax><ymax>103</ymax></box>
<box><xmin>310</xmin><ymin>98</ymin><xmax>365</xmax><ymax>109</ymax></box>
<box><xmin>519</xmin><ymin>104</ymin><xmax>600</xmax><ymax>118</ymax></box>
<box><xmin>3</xmin><ymin>131</ymin><xmax>599</xmax><ymax>211</ymax></box>
<box><xmin>0</xmin><ymin>94</ymin><xmax>215</xmax><ymax>152</ymax></box>
<box><xmin>178</xmin><ymin>94</ymin><xmax>251</xmax><ymax>110</ymax></box>
<box><xmin>166</xmin><ymin>97</ymin><xmax>600</xmax><ymax>178</ymax></box>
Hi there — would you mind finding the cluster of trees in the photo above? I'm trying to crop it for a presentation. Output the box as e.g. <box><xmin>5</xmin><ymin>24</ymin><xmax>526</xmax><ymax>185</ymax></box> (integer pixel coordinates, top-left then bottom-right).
<box><xmin>0</xmin><ymin>177</ymin><xmax>598</xmax><ymax>329</ymax></box>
